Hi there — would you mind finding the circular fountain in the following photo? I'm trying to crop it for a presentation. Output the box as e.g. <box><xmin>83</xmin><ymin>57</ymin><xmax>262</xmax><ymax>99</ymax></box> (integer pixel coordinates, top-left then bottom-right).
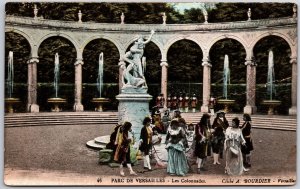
<box><xmin>261</xmin><ymin>100</ymin><xmax>281</xmax><ymax>115</ymax></box>
<box><xmin>217</xmin><ymin>54</ymin><xmax>235</xmax><ymax>113</ymax></box>
<box><xmin>261</xmin><ymin>50</ymin><xmax>281</xmax><ymax>115</ymax></box>
<box><xmin>5</xmin><ymin>51</ymin><xmax>20</xmax><ymax>113</ymax></box>
<box><xmin>91</xmin><ymin>97</ymin><xmax>109</xmax><ymax>112</ymax></box>
<box><xmin>91</xmin><ymin>52</ymin><xmax>109</xmax><ymax>112</ymax></box>
<box><xmin>47</xmin><ymin>97</ymin><xmax>67</xmax><ymax>112</ymax></box>
<box><xmin>217</xmin><ymin>99</ymin><xmax>235</xmax><ymax>113</ymax></box>
<box><xmin>47</xmin><ymin>53</ymin><xmax>66</xmax><ymax>112</ymax></box>
<box><xmin>5</xmin><ymin>98</ymin><xmax>21</xmax><ymax>113</ymax></box>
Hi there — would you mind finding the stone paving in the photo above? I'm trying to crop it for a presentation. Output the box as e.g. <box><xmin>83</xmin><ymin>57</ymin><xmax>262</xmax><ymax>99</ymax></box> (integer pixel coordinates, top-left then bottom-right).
<box><xmin>4</xmin><ymin>123</ymin><xmax>296</xmax><ymax>186</ymax></box>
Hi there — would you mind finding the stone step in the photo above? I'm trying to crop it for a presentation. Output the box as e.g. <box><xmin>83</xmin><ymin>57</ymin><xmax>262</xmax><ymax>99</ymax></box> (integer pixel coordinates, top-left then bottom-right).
<box><xmin>185</xmin><ymin>119</ymin><xmax>296</xmax><ymax>125</ymax></box>
<box><xmin>4</xmin><ymin>112</ymin><xmax>119</xmax><ymax>127</ymax></box>
<box><xmin>5</xmin><ymin>117</ymin><xmax>117</xmax><ymax>122</ymax></box>
<box><xmin>4</xmin><ymin>112</ymin><xmax>296</xmax><ymax>131</ymax></box>
<box><xmin>5</xmin><ymin>120</ymin><xmax>118</xmax><ymax>127</ymax></box>
<box><xmin>183</xmin><ymin>114</ymin><xmax>296</xmax><ymax>119</ymax></box>
<box><xmin>180</xmin><ymin>113</ymin><xmax>297</xmax><ymax>131</ymax></box>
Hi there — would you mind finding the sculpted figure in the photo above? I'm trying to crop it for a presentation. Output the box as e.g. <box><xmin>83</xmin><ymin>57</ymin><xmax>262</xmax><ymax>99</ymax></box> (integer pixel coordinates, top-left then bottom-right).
<box><xmin>122</xmin><ymin>30</ymin><xmax>155</xmax><ymax>89</ymax></box>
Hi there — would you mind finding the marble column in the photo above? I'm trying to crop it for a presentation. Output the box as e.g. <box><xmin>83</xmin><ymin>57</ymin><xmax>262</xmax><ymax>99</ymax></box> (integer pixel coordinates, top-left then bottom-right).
<box><xmin>244</xmin><ymin>58</ymin><xmax>257</xmax><ymax>114</ymax></box>
<box><xmin>289</xmin><ymin>57</ymin><xmax>297</xmax><ymax>115</ymax></box>
<box><xmin>73</xmin><ymin>59</ymin><xmax>84</xmax><ymax>111</ymax></box>
<box><xmin>118</xmin><ymin>60</ymin><xmax>126</xmax><ymax>93</ymax></box>
<box><xmin>27</xmin><ymin>57</ymin><xmax>39</xmax><ymax>112</ymax></box>
<box><xmin>201</xmin><ymin>58</ymin><xmax>211</xmax><ymax>113</ymax></box>
<box><xmin>160</xmin><ymin>60</ymin><xmax>168</xmax><ymax>109</ymax></box>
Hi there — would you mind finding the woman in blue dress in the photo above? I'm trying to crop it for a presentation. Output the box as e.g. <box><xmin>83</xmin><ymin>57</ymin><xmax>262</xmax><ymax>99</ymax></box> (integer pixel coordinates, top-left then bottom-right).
<box><xmin>165</xmin><ymin>119</ymin><xmax>189</xmax><ymax>176</ymax></box>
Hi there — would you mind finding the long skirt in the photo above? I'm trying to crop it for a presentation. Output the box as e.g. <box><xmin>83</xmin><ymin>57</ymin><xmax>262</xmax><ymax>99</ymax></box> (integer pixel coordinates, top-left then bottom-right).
<box><xmin>224</xmin><ymin>140</ymin><xmax>244</xmax><ymax>176</ymax></box>
<box><xmin>166</xmin><ymin>143</ymin><xmax>189</xmax><ymax>176</ymax></box>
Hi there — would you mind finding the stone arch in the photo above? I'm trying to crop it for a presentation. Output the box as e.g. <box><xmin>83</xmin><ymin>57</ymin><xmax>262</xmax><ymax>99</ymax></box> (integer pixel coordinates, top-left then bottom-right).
<box><xmin>207</xmin><ymin>34</ymin><xmax>247</xmax><ymax>56</ymax></box>
<box><xmin>36</xmin><ymin>32</ymin><xmax>79</xmax><ymax>57</ymax></box>
<box><xmin>81</xmin><ymin>35</ymin><xmax>123</xmax><ymax>58</ymax></box>
<box><xmin>166</xmin><ymin>37</ymin><xmax>204</xmax><ymax>98</ymax></box>
<box><xmin>250</xmin><ymin>32</ymin><xmax>293</xmax><ymax>54</ymax></box>
<box><xmin>165</xmin><ymin>35</ymin><xmax>205</xmax><ymax>59</ymax></box>
<box><xmin>5</xmin><ymin>28</ymin><xmax>34</xmax><ymax>53</ymax></box>
<box><xmin>252</xmin><ymin>34</ymin><xmax>292</xmax><ymax>115</ymax></box>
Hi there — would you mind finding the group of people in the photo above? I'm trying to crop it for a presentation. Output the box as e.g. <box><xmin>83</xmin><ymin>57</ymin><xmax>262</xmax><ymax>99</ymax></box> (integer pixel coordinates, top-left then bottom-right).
<box><xmin>165</xmin><ymin>94</ymin><xmax>198</xmax><ymax>112</ymax></box>
<box><xmin>193</xmin><ymin>111</ymin><xmax>254</xmax><ymax>175</ymax></box>
<box><xmin>107</xmin><ymin>110</ymin><xmax>253</xmax><ymax>177</ymax></box>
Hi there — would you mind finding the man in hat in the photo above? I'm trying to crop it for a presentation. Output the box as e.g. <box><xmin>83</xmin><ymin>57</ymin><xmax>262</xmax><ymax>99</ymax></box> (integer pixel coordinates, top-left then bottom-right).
<box><xmin>156</xmin><ymin>93</ymin><xmax>164</xmax><ymax>109</ymax></box>
<box><xmin>184</xmin><ymin>93</ymin><xmax>190</xmax><ymax>113</ymax></box>
<box><xmin>209</xmin><ymin>95</ymin><xmax>216</xmax><ymax>115</ymax></box>
<box><xmin>153</xmin><ymin>110</ymin><xmax>164</xmax><ymax>134</ymax></box>
<box><xmin>211</xmin><ymin>110</ymin><xmax>229</xmax><ymax>165</ymax></box>
<box><xmin>191</xmin><ymin>94</ymin><xmax>198</xmax><ymax>113</ymax></box>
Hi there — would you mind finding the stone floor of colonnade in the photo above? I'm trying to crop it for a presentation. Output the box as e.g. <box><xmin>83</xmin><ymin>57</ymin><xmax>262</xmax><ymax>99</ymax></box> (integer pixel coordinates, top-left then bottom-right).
<box><xmin>4</xmin><ymin>113</ymin><xmax>296</xmax><ymax>185</ymax></box>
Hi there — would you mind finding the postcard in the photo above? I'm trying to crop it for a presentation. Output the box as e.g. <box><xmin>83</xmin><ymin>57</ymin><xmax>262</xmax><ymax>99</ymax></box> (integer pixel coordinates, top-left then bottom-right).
<box><xmin>4</xmin><ymin>1</ymin><xmax>297</xmax><ymax>186</ymax></box>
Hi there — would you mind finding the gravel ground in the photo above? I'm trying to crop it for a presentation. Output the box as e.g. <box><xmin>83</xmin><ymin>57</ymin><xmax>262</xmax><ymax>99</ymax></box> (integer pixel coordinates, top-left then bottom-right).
<box><xmin>4</xmin><ymin>124</ymin><xmax>296</xmax><ymax>185</ymax></box>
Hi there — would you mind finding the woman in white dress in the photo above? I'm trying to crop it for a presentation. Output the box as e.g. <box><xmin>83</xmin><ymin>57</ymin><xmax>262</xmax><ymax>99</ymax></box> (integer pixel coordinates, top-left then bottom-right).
<box><xmin>224</xmin><ymin>117</ymin><xmax>247</xmax><ymax>175</ymax></box>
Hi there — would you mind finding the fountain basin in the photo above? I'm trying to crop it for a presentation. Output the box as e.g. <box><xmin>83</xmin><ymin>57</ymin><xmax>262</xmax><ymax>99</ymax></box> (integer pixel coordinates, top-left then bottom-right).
<box><xmin>261</xmin><ymin>100</ymin><xmax>281</xmax><ymax>115</ymax></box>
<box><xmin>91</xmin><ymin>98</ymin><xmax>109</xmax><ymax>112</ymax></box>
<box><xmin>5</xmin><ymin>98</ymin><xmax>20</xmax><ymax>113</ymax></box>
<box><xmin>47</xmin><ymin>97</ymin><xmax>66</xmax><ymax>112</ymax></box>
<box><xmin>217</xmin><ymin>99</ymin><xmax>235</xmax><ymax>113</ymax></box>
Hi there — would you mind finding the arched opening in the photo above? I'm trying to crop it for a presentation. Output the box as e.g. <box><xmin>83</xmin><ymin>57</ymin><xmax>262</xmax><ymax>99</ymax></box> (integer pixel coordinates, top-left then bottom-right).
<box><xmin>167</xmin><ymin>39</ymin><xmax>203</xmax><ymax>111</ymax></box>
<box><xmin>254</xmin><ymin>36</ymin><xmax>291</xmax><ymax>115</ymax></box>
<box><xmin>38</xmin><ymin>36</ymin><xmax>77</xmax><ymax>111</ymax></box>
<box><xmin>5</xmin><ymin>32</ymin><xmax>31</xmax><ymax>112</ymax></box>
<box><xmin>124</xmin><ymin>41</ymin><xmax>161</xmax><ymax>108</ymax></box>
<box><xmin>210</xmin><ymin>38</ymin><xmax>246</xmax><ymax>112</ymax></box>
<box><xmin>82</xmin><ymin>38</ymin><xmax>120</xmax><ymax>111</ymax></box>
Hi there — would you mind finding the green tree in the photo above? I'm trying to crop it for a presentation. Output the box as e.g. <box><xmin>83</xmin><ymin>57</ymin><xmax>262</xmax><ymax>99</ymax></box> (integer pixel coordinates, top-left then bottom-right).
<box><xmin>209</xmin><ymin>2</ymin><xmax>294</xmax><ymax>22</ymax></box>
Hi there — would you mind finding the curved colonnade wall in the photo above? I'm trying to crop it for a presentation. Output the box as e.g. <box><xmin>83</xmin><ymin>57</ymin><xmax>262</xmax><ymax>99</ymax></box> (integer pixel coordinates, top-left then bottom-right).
<box><xmin>5</xmin><ymin>15</ymin><xmax>297</xmax><ymax>114</ymax></box>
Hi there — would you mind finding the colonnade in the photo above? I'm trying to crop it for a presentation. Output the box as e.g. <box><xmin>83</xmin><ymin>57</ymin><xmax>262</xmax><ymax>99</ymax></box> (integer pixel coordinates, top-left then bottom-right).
<box><xmin>23</xmin><ymin>40</ymin><xmax>297</xmax><ymax>115</ymax></box>
<box><xmin>6</xmin><ymin>15</ymin><xmax>296</xmax><ymax>115</ymax></box>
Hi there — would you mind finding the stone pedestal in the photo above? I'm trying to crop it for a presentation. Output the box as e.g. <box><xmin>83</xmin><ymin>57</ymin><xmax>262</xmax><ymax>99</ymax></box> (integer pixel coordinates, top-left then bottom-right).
<box><xmin>289</xmin><ymin>106</ymin><xmax>297</xmax><ymax>115</ymax></box>
<box><xmin>28</xmin><ymin>104</ymin><xmax>39</xmax><ymax>113</ymax></box>
<box><xmin>244</xmin><ymin>105</ymin><xmax>257</xmax><ymax>115</ymax></box>
<box><xmin>116</xmin><ymin>92</ymin><xmax>152</xmax><ymax>140</ymax></box>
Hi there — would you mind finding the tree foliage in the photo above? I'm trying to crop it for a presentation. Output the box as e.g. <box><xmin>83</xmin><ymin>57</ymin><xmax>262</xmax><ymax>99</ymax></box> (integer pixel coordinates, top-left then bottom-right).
<box><xmin>209</xmin><ymin>3</ymin><xmax>294</xmax><ymax>22</ymax></box>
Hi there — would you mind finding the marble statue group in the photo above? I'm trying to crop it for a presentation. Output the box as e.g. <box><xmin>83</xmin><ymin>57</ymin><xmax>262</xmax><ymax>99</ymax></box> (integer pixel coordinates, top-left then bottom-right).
<box><xmin>122</xmin><ymin>30</ymin><xmax>155</xmax><ymax>90</ymax></box>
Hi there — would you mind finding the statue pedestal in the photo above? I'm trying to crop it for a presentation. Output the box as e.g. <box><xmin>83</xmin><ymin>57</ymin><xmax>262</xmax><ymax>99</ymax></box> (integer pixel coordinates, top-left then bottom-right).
<box><xmin>116</xmin><ymin>92</ymin><xmax>152</xmax><ymax>140</ymax></box>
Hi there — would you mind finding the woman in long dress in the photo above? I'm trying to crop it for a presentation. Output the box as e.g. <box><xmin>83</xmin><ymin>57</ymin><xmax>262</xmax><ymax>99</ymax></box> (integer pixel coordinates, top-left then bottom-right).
<box><xmin>224</xmin><ymin>117</ymin><xmax>246</xmax><ymax>175</ymax></box>
<box><xmin>240</xmin><ymin>114</ymin><xmax>254</xmax><ymax>168</ymax></box>
<box><xmin>165</xmin><ymin>119</ymin><xmax>189</xmax><ymax>176</ymax></box>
